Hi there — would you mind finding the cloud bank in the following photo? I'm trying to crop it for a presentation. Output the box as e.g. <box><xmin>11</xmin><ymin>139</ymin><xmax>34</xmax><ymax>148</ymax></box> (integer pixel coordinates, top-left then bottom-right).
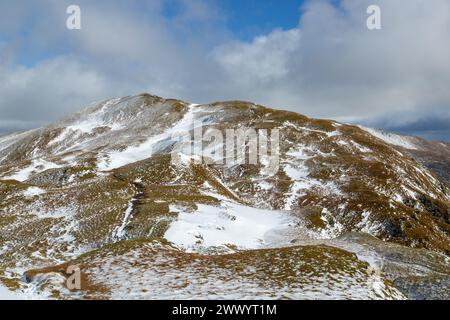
<box><xmin>0</xmin><ymin>0</ymin><xmax>449</xmax><ymax>141</ymax></box>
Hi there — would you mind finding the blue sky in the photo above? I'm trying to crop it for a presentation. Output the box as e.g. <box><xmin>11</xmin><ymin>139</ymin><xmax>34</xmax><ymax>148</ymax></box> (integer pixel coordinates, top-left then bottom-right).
<box><xmin>0</xmin><ymin>0</ymin><xmax>449</xmax><ymax>141</ymax></box>
<box><xmin>216</xmin><ymin>0</ymin><xmax>305</xmax><ymax>40</ymax></box>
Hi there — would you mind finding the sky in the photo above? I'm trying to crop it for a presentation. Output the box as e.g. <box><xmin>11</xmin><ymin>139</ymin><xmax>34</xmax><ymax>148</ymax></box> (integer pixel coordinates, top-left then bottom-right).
<box><xmin>0</xmin><ymin>0</ymin><xmax>449</xmax><ymax>141</ymax></box>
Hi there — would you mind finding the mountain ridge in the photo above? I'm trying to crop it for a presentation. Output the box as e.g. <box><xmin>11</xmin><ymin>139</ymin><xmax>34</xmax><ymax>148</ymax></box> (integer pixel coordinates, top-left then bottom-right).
<box><xmin>0</xmin><ymin>93</ymin><xmax>449</xmax><ymax>299</ymax></box>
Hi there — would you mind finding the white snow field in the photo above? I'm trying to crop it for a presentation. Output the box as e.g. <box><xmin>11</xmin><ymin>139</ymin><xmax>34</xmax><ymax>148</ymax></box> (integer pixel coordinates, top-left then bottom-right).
<box><xmin>359</xmin><ymin>126</ymin><xmax>419</xmax><ymax>150</ymax></box>
<box><xmin>165</xmin><ymin>201</ymin><xmax>299</xmax><ymax>252</ymax></box>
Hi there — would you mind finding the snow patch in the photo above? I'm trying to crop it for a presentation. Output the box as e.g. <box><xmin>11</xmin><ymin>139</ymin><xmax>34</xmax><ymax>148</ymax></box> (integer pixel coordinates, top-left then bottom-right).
<box><xmin>317</xmin><ymin>208</ymin><xmax>345</xmax><ymax>239</ymax></box>
<box><xmin>2</xmin><ymin>159</ymin><xmax>62</xmax><ymax>182</ymax></box>
<box><xmin>97</xmin><ymin>104</ymin><xmax>201</xmax><ymax>171</ymax></box>
<box><xmin>360</xmin><ymin>126</ymin><xmax>418</xmax><ymax>150</ymax></box>
<box><xmin>0</xmin><ymin>285</ymin><xmax>22</xmax><ymax>300</ymax></box>
<box><xmin>284</xmin><ymin>164</ymin><xmax>309</xmax><ymax>180</ymax></box>
<box><xmin>165</xmin><ymin>202</ymin><xmax>298</xmax><ymax>252</ymax></box>
<box><xmin>113</xmin><ymin>199</ymin><xmax>135</xmax><ymax>240</ymax></box>
<box><xmin>23</xmin><ymin>187</ymin><xmax>46</xmax><ymax>199</ymax></box>
<box><xmin>51</xmin><ymin>98</ymin><xmax>124</xmax><ymax>145</ymax></box>
<box><xmin>357</xmin><ymin>211</ymin><xmax>382</xmax><ymax>236</ymax></box>
<box><xmin>257</xmin><ymin>180</ymin><xmax>272</xmax><ymax>191</ymax></box>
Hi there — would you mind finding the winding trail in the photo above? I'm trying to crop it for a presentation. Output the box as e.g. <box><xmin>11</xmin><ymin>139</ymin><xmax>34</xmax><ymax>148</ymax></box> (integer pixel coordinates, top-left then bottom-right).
<box><xmin>113</xmin><ymin>182</ymin><xmax>145</xmax><ymax>240</ymax></box>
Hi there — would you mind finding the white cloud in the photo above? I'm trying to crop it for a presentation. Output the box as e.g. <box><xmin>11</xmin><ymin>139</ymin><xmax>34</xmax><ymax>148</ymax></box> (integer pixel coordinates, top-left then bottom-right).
<box><xmin>211</xmin><ymin>0</ymin><xmax>450</xmax><ymax>122</ymax></box>
<box><xmin>0</xmin><ymin>57</ymin><xmax>110</xmax><ymax>122</ymax></box>
<box><xmin>215</xmin><ymin>29</ymin><xmax>301</xmax><ymax>84</ymax></box>
<box><xmin>0</xmin><ymin>0</ymin><xmax>449</xmax><ymax>140</ymax></box>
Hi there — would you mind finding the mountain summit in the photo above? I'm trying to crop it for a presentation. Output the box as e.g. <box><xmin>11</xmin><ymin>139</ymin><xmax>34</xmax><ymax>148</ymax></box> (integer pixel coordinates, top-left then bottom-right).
<box><xmin>0</xmin><ymin>94</ymin><xmax>449</xmax><ymax>299</ymax></box>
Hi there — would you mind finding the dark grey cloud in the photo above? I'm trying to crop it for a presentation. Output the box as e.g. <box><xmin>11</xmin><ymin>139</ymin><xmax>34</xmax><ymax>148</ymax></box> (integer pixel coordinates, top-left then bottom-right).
<box><xmin>359</xmin><ymin>113</ymin><xmax>450</xmax><ymax>142</ymax></box>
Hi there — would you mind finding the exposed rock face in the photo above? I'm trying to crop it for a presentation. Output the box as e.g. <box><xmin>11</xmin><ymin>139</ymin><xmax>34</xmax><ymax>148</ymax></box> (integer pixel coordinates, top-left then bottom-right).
<box><xmin>0</xmin><ymin>94</ymin><xmax>449</xmax><ymax>299</ymax></box>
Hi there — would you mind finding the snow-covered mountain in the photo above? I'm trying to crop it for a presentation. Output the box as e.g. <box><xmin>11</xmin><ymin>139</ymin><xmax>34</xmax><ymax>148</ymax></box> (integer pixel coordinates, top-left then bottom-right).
<box><xmin>0</xmin><ymin>94</ymin><xmax>449</xmax><ymax>299</ymax></box>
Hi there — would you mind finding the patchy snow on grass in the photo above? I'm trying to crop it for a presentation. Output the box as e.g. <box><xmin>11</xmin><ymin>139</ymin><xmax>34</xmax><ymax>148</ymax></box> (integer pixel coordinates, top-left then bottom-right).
<box><xmin>23</xmin><ymin>187</ymin><xmax>46</xmax><ymax>199</ymax></box>
<box><xmin>283</xmin><ymin>148</ymin><xmax>315</xmax><ymax>210</ymax></box>
<box><xmin>165</xmin><ymin>201</ymin><xmax>298</xmax><ymax>252</ymax></box>
<box><xmin>317</xmin><ymin>208</ymin><xmax>345</xmax><ymax>239</ymax></box>
<box><xmin>284</xmin><ymin>164</ymin><xmax>309</xmax><ymax>180</ymax></box>
<box><xmin>257</xmin><ymin>180</ymin><xmax>272</xmax><ymax>191</ymax></box>
<box><xmin>2</xmin><ymin>159</ymin><xmax>62</xmax><ymax>182</ymax></box>
<box><xmin>359</xmin><ymin>126</ymin><xmax>418</xmax><ymax>150</ymax></box>
<box><xmin>287</xmin><ymin>143</ymin><xmax>334</xmax><ymax>159</ymax></box>
<box><xmin>113</xmin><ymin>199</ymin><xmax>135</xmax><ymax>240</ymax></box>
<box><xmin>283</xmin><ymin>122</ymin><xmax>340</xmax><ymax>138</ymax></box>
<box><xmin>284</xmin><ymin>181</ymin><xmax>312</xmax><ymax>210</ymax></box>
<box><xmin>283</xmin><ymin>144</ymin><xmax>343</xmax><ymax>211</ymax></box>
<box><xmin>0</xmin><ymin>131</ymin><xmax>36</xmax><ymax>157</ymax></box>
<box><xmin>286</xmin><ymin>147</ymin><xmax>311</xmax><ymax>159</ymax></box>
<box><xmin>401</xmin><ymin>186</ymin><xmax>417</xmax><ymax>200</ymax></box>
<box><xmin>283</xmin><ymin>162</ymin><xmax>318</xmax><ymax>210</ymax></box>
<box><xmin>357</xmin><ymin>211</ymin><xmax>382</xmax><ymax>236</ymax></box>
<box><xmin>50</xmin><ymin>98</ymin><xmax>124</xmax><ymax>146</ymax></box>
<box><xmin>31</xmin><ymin>206</ymin><xmax>75</xmax><ymax>220</ymax></box>
<box><xmin>337</xmin><ymin>138</ymin><xmax>371</xmax><ymax>153</ymax></box>
<box><xmin>75</xmin><ymin>239</ymin><xmax>405</xmax><ymax>300</ymax></box>
<box><xmin>97</xmin><ymin>104</ymin><xmax>201</xmax><ymax>171</ymax></box>
<box><xmin>350</xmin><ymin>141</ymin><xmax>372</xmax><ymax>153</ymax></box>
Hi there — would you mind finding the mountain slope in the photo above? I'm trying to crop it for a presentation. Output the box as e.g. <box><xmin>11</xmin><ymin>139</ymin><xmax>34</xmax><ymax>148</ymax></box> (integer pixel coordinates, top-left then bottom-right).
<box><xmin>358</xmin><ymin>126</ymin><xmax>450</xmax><ymax>187</ymax></box>
<box><xmin>0</xmin><ymin>94</ymin><xmax>449</xmax><ymax>299</ymax></box>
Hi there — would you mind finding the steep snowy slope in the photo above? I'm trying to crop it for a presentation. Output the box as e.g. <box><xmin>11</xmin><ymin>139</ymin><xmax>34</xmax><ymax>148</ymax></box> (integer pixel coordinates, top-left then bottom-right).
<box><xmin>0</xmin><ymin>94</ymin><xmax>449</xmax><ymax>299</ymax></box>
